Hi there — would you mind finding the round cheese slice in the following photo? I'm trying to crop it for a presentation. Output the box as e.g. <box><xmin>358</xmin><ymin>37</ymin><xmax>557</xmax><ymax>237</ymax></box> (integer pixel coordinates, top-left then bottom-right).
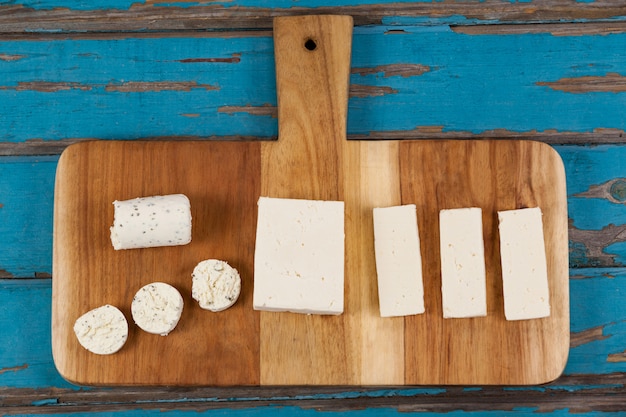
<box><xmin>73</xmin><ymin>304</ymin><xmax>128</xmax><ymax>355</ymax></box>
<box><xmin>131</xmin><ymin>282</ymin><xmax>184</xmax><ymax>336</ymax></box>
<box><xmin>192</xmin><ymin>259</ymin><xmax>241</xmax><ymax>312</ymax></box>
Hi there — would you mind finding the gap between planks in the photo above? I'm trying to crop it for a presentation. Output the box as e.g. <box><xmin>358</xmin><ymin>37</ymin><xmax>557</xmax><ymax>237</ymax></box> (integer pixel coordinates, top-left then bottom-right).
<box><xmin>2</xmin><ymin>377</ymin><xmax>626</xmax><ymax>413</ymax></box>
<box><xmin>2</xmin><ymin>132</ymin><xmax>626</xmax><ymax>157</ymax></box>
<box><xmin>1</xmin><ymin>3</ymin><xmax>626</xmax><ymax>34</ymax></box>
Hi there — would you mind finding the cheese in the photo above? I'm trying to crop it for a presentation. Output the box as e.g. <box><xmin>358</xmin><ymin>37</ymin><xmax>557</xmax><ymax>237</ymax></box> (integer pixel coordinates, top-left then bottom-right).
<box><xmin>110</xmin><ymin>194</ymin><xmax>192</xmax><ymax>250</ymax></box>
<box><xmin>73</xmin><ymin>304</ymin><xmax>128</xmax><ymax>355</ymax></box>
<box><xmin>373</xmin><ymin>204</ymin><xmax>425</xmax><ymax>317</ymax></box>
<box><xmin>192</xmin><ymin>259</ymin><xmax>241</xmax><ymax>312</ymax></box>
<box><xmin>253</xmin><ymin>196</ymin><xmax>344</xmax><ymax>315</ymax></box>
<box><xmin>439</xmin><ymin>207</ymin><xmax>487</xmax><ymax>318</ymax></box>
<box><xmin>131</xmin><ymin>282</ymin><xmax>184</xmax><ymax>336</ymax></box>
<box><xmin>498</xmin><ymin>207</ymin><xmax>550</xmax><ymax>320</ymax></box>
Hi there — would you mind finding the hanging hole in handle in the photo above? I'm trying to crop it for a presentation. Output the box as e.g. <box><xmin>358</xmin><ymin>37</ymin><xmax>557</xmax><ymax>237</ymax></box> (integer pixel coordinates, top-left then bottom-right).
<box><xmin>304</xmin><ymin>38</ymin><xmax>317</xmax><ymax>51</ymax></box>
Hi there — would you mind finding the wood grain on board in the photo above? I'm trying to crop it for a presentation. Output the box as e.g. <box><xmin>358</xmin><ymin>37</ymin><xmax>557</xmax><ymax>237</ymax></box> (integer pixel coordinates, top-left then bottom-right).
<box><xmin>258</xmin><ymin>14</ymin><xmax>354</xmax><ymax>385</ymax></box>
<box><xmin>52</xmin><ymin>15</ymin><xmax>569</xmax><ymax>386</ymax></box>
<box><xmin>52</xmin><ymin>140</ymin><xmax>262</xmax><ymax>386</ymax></box>
<box><xmin>400</xmin><ymin>140</ymin><xmax>570</xmax><ymax>385</ymax></box>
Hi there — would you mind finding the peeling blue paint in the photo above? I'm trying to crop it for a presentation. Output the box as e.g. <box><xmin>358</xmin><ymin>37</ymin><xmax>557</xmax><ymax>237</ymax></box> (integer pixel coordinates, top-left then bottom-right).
<box><xmin>380</xmin><ymin>16</ymin><xmax>499</xmax><ymax>27</ymax></box>
<box><xmin>0</xmin><ymin>279</ymin><xmax>74</xmax><ymax>388</ymax></box>
<box><xmin>3</xmin><ymin>15</ymin><xmax>626</xmax><ymax>407</ymax></box>
<box><xmin>349</xmin><ymin>31</ymin><xmax>626</xmax><ymax>136</ymax></box>
<box><xmin>556</xmin><ymin>145</ymin><xmax>626</xmax><ymax>231</ymax></box>
<box><xmin>133</xmin><ymin>388</ymin><xmax>448</xmax><ymax>405</ymax></box>
<box><xmin>547</xmin><ymin>383</ymin><xmax>624</xmax><ymax>392</ymax></box>
<box><xmin>606</xmin><ymin>241</ymin><xmax>626</xmax><ymax>265</ymax></box>
<box><xmin>0</xmin><ymin>37</ymin><xmax>277</xmax><ymax>141</ymax></box>
<box><xmin>9</xmin><ymin>406</ymin><xmax>626</xmax><ymax>416</ymax></box>
<box><xmin>0</xmin><ymin>0</ymin><xmax>615</xmax><ymax>15</ymax></box>
<box><xmin>290</xmin><ymin>388</ymin><xmax>448</xmax><ymax>399</ymax></box>
<box><xmin>568</xmin><ymin>269</ymin><xmax>626</xmax><ymax>332</ymax></box>
<box><xmin>2</xmin><ymin>145</ymin><xmax>626</xmax><ymax>276</ymax></box>
<box><xmin>569</xmin><ymin>241</ymin><xmax>590</xmax><ymax>268</ymax></box>
<box><xmin>4</xmin><ymin>0</ymin><xmax>145</xmax><ymax>11</ymax></box>
<box><xmin>3</xmin><ymin>268</ymin><xmax>626</xmax><ymax>388</ymax></box>
<box><xmin>2</xmin><ymin>31</ymin><xmax>626</xmax><ymax>142</ymax></box>
<box><xmin>503</xmin><ymin>387</ymin><xmax>546</xmax><ymax>392</ymax></box>
<box><xmin>566</xmin><ymin>269</ymin><xmax>626</xmax><ymax>375</ymax></box>
<box><xmin>150</xmin><ymin>0</ymin><xmax>436</xmax><ymax>9</ymax></box>
<box><xmin>31</xmin><ymin>397</ymin><xmax>59</xmax><ymax>406</ymax></box>
<box><xmin>0</xmin><ymin>156</ymin><xmax>57</xmax><ymax>277</ymax></box>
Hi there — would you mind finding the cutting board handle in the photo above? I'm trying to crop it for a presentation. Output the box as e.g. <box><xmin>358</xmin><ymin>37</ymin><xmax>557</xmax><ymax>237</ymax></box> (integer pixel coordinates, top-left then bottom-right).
<box><xmin>273</xmin><ymin>15</ymin><xmax>353</xmax><ymax>153</ymax></box>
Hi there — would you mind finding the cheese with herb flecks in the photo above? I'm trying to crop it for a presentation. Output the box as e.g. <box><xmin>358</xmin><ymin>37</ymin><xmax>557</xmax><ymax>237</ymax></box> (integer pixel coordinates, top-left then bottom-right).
<box><xmin>73</xmin><ymin>304</ymin><xmax>128</xmax><ymax>355</ymax></box>
<box><xmin>373</xmin><ymin>204</ymin><xmax>425</xmax><ymax>317</ymax></box>
<box><xmin>498</xmin><ymin>207</ymin><xmax>550</xmax><ymax>321</ymax></box>
<box><xmin>439</xmin><ymin>207</ymin><xmax>487</xmax><ymax>319</ymax></box>
<box><xmin>110</xmin><ymin>194</ymin><xmax>192</xmax><ymax>250</ymax></box>
<box><xmin>192</xmin><ymin>259</ymin><xmax>241</xmax><ymax>312</ymax></box>
<box><xmin>131</xmin><ymin>282</ymin><xmax>184</xmax><ymax>336</ymax></box>
<box><xmin>253</xmin><ymin>196</ymin><xmax>345</xmax><ymax>315</ymax></box>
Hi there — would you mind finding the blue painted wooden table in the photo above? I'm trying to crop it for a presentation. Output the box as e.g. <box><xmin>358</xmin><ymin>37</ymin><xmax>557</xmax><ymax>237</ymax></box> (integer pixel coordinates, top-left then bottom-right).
<box><xmin>2</xmin><ymin>1</ymin><xmax>626</xmax><ymax>415</ymax></box>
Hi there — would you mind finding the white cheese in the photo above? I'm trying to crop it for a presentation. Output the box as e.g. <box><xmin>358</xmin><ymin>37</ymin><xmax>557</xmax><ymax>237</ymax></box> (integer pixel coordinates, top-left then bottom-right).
<box><xmin>131</xmin><ymin>282</ymin><xmax>184</xmax><ymax>336</ymax></box>
<box><xmin>110</xmin><ymin>194</ymin><xmax>192</xmax><ymax>250</ymax></box>
<box><xmin>192</xmin><ymin>259</ymin><xmax>241</xmax><ymax>312</ymax></box>
<box><xmin>73</xmin><ymin>304</ymin><xmax>128</xmax><ymax>355</ymax></box>
<box><xmin>253</xmin><ymin>196</ymin><xmax>344</xmax><ymax>315</ymax></box>
<box><xmin>373</xmin><ymin>204</ymin><xmax>425</xmax><ymax>317</ymax></box>
<box><xmin>498</xmin><ymin>207</ymin><xmax>550</xmax><ymax>320</ymax></box>
<box><xmin>439</xmin><ymin>207</ymin><xmax>487</xmax><ymax>318</ymax></box>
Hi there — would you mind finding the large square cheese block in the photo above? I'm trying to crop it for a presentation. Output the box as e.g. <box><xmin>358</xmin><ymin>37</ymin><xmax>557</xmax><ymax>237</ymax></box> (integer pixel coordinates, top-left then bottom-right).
<box><xmin>253</xmin><ymin>197</ymin><xmax>345</xmax><ymax>315</ymax></box>
<box><xmin>373</xmin><ymin>204</ymin><xmax>425</xmax><ymax>317</ymax></box>
<box><xmin>439</xmin><ymin>207</ymin><xmax>487</xmax><ymax>318</ymax></box>
<box><xmin>498</xmin><ymin>207</ymin><xmax>550</xmax><ymax>321</ymax></box>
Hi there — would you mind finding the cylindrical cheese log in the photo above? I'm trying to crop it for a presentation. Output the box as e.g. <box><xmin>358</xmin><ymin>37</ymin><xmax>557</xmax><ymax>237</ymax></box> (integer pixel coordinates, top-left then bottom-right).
<box><xmin>131</xmin><ymin>282</ymin><xmax>184</xmax><ymax>336</ymax></box>
<box><xmin>73</xmin><ymin>304</ymin><xmax>129</xmax><ymax>355</ymax></box>
<box><xmin>110</xmin><ymin>194</ymin><xmax>192</xmax><ymax>250</ymax></box>
<box><xmin>192</xmin><ymin>259</ymin><xmax>241</xmax><ymax>312</ymax></box>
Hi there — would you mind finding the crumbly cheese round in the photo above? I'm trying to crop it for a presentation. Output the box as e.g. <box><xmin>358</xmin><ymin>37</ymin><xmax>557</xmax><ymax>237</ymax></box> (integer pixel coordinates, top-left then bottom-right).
<box><xmin>73</xmin><ymin>304</ymin><xmax>128</xmax><ymax>355</ymax></box>
<box><xmin>131</xmin><ymin>282</ymin><xmax>184</xmax><ymax>336</ymax></box>
<box><xmin>192</xmin><ymin>259</ymin><xmax>241</xmax><ymax>312</ymax></box>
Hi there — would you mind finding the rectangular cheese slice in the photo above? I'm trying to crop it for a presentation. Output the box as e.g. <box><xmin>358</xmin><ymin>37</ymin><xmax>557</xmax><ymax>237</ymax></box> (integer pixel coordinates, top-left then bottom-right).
<box><xmin>498</xmin><ymin>207</ymin><xmax>550</xmax><ymax>320</ymax></box>
<box><xmin>253</xmin><ymin>197</ymin><xmax>344</xmax><ymax>315</ymax></box>
<box><xmin>373</xmin><ymin>204</ymin><xmax>425</xmax><ymax>317</ymax></box>
<box><xmin>439</xmin><ymin>207</ymin><xmax>487</xmax><ymax>318</ymax></box>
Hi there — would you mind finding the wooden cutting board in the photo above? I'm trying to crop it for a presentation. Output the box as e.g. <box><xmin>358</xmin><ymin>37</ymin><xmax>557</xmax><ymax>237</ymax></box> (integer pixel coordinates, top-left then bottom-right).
<box><xmin>52</xmin><ymin>15</ymin><xmax>569</xmax><ymax>386</ymax></box>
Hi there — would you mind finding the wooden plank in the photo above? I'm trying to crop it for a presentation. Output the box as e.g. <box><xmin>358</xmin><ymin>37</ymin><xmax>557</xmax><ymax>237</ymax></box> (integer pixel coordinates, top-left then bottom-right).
<box><xmin>0</xmin><ymin>4</ymin><xmax>626</xmax><ymax>415</ymax></box>
<box><xmin>0</xmin><ymin>156</ymin><xmax>57</xmax><ymax>278</ymax></box>
<box><xmin>52</xmin><ymin>141</ymin><xmax>261</xmax><ymax>386</ymax></box>
<box><xmin>0</xmin><ymin>36</ymin><xmax>277</xmax><ymax>147</ymax></box>
<box><xmin>568</xmin><ymin>267</ymin><xmax>626</xmax><ymax>375</ymax></box>
<box><xmin>0</xmin><ymin>279</ymin><xmax>73</xmax><ymax>389</ymax></box>
<box><xmin>3</xmin><ymin>145</ymin><xmax>626</xmax><ymax>271</ymax></box>
<box><xmin>1</xmin><ymin>2</ymin><xmax>626</xmax><ymax>33</ymax></box>
<box><xmin>2</xmin><ymin>29</ymin><xmax>626</xmax><ymax>154</ymax></box>
<box><xmin>555</xmin><ymin>145</ymin><xmax>626</xmax><ymax>269</ymax></box>
<box><xmin>3</xmin><ymin>268</ymin><xmax>626</xmax><ymax>408</ymax></box>
<box><xmin>2</xmin><ymin>0</ymin><xmax>626</xmax><ymax>413</ymax></box>
<box><xmin>259</xmin><ymin>15</ymin><xmax>354</xmax><ymax>385</ymax></box>
<box><xmin>5</xmin><ymin>144</ymin><xmax>626</xmax><ymax>277</ymax></box>
<box><xmin>343</xmin><ymin>140</ymin><xmax>404</xmax><ymax>384</ymax></box>
<box><xmin>400</xmin><ymin>140</ymin><xmax>569</xmax><ymax>385</ymax></box>
<box><xmin>5</xmin><ymin>387</ymin><xmax>626</xmax><ymax>415</ymax></box>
